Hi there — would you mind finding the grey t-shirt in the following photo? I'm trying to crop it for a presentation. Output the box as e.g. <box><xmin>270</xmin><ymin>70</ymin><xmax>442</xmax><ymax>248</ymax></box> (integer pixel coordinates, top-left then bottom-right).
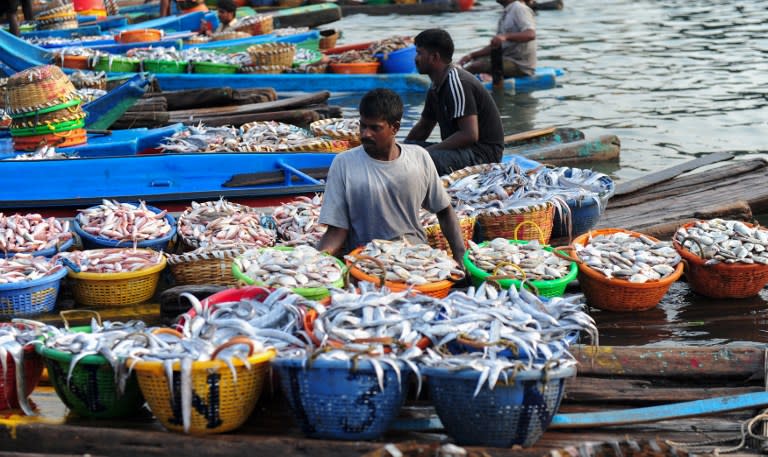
<box><xmin>498</xmin><ymin>1</ymin><xmax>536</xmax><ymax>76</ymax></box>
<box><xmin>319</xmin><ymin>143</ymin><xmax>451</xmax><ymax>252</ymax></box>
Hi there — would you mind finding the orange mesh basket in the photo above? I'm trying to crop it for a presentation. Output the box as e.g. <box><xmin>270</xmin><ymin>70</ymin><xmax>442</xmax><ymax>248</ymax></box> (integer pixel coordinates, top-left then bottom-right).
<box><xmin>673</xmin><ymin>221</ymin><xmax>768</xmax><ymax>298</ymax></box>
<box><xmin>346</xmin><ymin>247</ymin><xmax>457</xmax><ymax>298</ymax></box>
<box><xmin>129</xmin><ymin>346</ymin><xmax>276</xmax><ymax>435</ymax></box>
<box><xmin>12</xmin><ymin>128</ymin><xmax>87</xmax><ymax>151</ymax></box>
<box><xmin>66</xmin><ymin>250</ymin><xmax>167</xmax><ymax>307</ymax></box>
<box><xmin>571</xmin><ymin>228</ymin><xmax>683</xmax><ymax>312</ymax></box>
<box><xmin>476</xmin><ymin>202</ymin><xmax>555</xmax><ymax>244</ymax></box>
<box><xmin>424</xmin><ymin>215</ymin><xmax>476</xmax><ymax>256</ymax></box>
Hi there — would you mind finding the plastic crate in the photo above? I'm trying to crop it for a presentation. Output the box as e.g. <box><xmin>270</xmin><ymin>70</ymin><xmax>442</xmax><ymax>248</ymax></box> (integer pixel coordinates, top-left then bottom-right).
<box><xmin>374</xmin><ymin>45</ymin><xmax>416</xmax><ymax>74</ymax></box>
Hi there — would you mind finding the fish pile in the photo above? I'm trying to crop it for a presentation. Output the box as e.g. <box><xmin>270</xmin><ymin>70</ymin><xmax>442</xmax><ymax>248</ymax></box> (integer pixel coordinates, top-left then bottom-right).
<box><xmin>177</xmin><ymin>198</ymin><xmax>255</xmax><ymax>247</ymax></box>
<box><xmin>159</xmin><ymin>123</ymin><xmax>321</xmax><ymax>153</ymax></box>
<box><xmin>74</xmin><ymin>88</ymin><xmax>106</xmax><ymax>103</ymax></box>
<box><xmin>273</xmin><ymin>194</ymin><xmax>326</xmax><ymax>246</ymax></box>
<box><xmin>126</xmin><ymin>46</ymin><xmax>186</xmax><ymax>62</ymax></box>
<box><xmin>240</xmin><ymin>121</ymin><xmax>317</xmax><ymax>151</ymax></box>
<box><xmin>349</xmin><ymin>239</ymin><xmax>464</xmax><ymax>285</ymax></box>
<box><xmin>28</xmin><ymin>35</ymin><xmax>112</xmax><ymax>45</ymax></box>
<box><xmin>311</xmin><ymin>118</ymin><xmax>360</xmax><ymax>140</ymax></box>
<box><xmin>57</xmin><ymin>248</ymin><xmax>163</xmax><ymax>273</ymax></box>
<box><xmin>0</xmin><ymin>255</ymin><xmax>64</xmax><ymax>284</ymax></box>
<box><xmin>234</xmin><ymin>245</ymin><xmax>343</xmax><ymax>289</ymax></box>
<box><xmin>442</xmin><ymin>162</ymin><xmax>527</xmax><ymax>203</ymax></box>
<box><xmin>574</xmin><ymin>231</ymin><xmax>681</xmax><ymax>282</ymax></box>
<box><xmin>5</xmin><ymin>146</ymin><xmax>72</xmax><ymax>161</ymax></box>
<box><xmin>467</xmin><ymin>238</ymin><xmax>572</xmax><ymax>281</ymax></box>
<box><xmin>272</xmin><ymin>26</ymin><xmax>309</xmax><ymax>36</ymax></box>
<box><xmin>76</xmin><ymin>200</ymin><xmax>172</xmax><ymax>244</ymax></box>
<box><xmin>674</xmin><ymin>219</ymin><xmax>768</xmax><ymax>265</ymax></box>
<box><xmin>369</xmin><ymin>36</ymin><xmax>413</xmax><ymax>56</ymax></box>
<box><xmin>53</xmin><ymin>46</ymin><xmax>105</xmax><ymax>59</ymax></box>
<box><xmin>68</xmin><ymin>70</ymin><xmax>107</xmax><ymax>90</ymax></box>
<box><xmin>0</xmin><ymin>321</ymin><xmax>53</xmax><ymax>415</ymax></box>
<box><xmin>196</xmin><ymin>212</ymin><xmax>277</xmax><ymax>250</ymax></box>
<box><xmin>0</xmin><ymin>213</ymin><xmax>72</xmax><ymax>254</ymax></box>
<box><xmin>327</xmin><ymin>49</ymin><xmax>376</xmax><ymax>63</ymax></box>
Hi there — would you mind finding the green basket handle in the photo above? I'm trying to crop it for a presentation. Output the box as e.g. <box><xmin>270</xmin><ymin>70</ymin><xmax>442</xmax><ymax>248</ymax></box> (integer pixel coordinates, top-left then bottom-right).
<box><xmin>59</xmin><ymin>309</ymin><xmax>101</xmax><ymax>330</ymax></box>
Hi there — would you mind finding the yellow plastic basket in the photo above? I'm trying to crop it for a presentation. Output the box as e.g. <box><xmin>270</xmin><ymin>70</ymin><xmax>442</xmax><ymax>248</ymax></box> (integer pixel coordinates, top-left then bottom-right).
<box><xmin>67</xmin><ymin>251</ymin><xmax>167</xmax><ymax>307</ymax></box>
<box><xmin>129</xmin><ymin>347</ymin><xmax>276</xmax><ymax>434</ymax></box>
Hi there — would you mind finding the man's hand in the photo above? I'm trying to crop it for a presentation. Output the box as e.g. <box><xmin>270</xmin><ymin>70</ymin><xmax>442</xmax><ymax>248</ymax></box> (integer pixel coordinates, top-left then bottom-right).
<box><xmin>458</xmin><ymin>54</ymin><xmax>473</xmax><ymax>66</ymax></box>
<box><xmin>490</xmin><ymin>34</ymin><xmax>506</xmax><ymax>48</ymax></box>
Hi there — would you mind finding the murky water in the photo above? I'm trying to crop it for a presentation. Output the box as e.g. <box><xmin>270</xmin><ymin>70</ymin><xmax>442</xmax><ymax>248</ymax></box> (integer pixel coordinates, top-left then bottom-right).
<box><xmin>329</xmin><ymin>0</ymin><xmax>768</xmax><ymax>346</ymax></box>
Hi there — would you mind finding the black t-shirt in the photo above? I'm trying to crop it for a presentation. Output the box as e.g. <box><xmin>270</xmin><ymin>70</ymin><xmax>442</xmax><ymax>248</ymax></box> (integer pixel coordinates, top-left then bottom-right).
<box><xmin>422</xmin><ymin>65</ymin><xmax>504</xmax><ymax>163</ymax></box>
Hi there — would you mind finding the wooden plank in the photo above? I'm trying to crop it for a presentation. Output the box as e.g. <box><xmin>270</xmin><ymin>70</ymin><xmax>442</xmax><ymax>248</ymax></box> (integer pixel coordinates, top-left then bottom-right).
<box><xmin>565</xmin><ymin>377</ymin><xmax>762</xmax><ymax>403</ymax></box>
<box><xmin>180</xmin><ymin>108</ymin><xmax>321</xmax><ymax>127</ymax></box>
<box><xmin>614</xmin><ymin>151</ymin><xmax>734</xmax><ymax>197</ymax></box>
<box><xmin>522</xmin><ymin>134</ymin><xmax>620</xmax><ymax>165</ymax></box>
<box><xmin>167</xmin><ymin>91</ymin><xmax>331</xmax><ymax>119</ymax></box>
<box><xmin>503</xmin><ymin>126</ymin><xmax>557</xmax><ymax>143</ymax></box>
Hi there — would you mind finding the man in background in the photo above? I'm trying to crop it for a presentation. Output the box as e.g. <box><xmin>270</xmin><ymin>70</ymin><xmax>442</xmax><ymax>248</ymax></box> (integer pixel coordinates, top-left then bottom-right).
<box><xmin>3</xmin><ymin>0</ymin><xmax>32</xmax><ymax>36</ymax></box>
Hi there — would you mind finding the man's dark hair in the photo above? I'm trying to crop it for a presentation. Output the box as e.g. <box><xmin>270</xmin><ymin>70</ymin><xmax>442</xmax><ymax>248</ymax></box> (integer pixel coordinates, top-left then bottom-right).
<box><xmin>359</xmin><ymin>89</ymin><xmax>403</xmax><ymax>125</ymax></box>
<box><xmin>217</xmin><ymin>0</ymin><xmax>237</xmax><ymax>13</ymax></box>
<box><xmin>414</xmin><ymin>28</ymin><xmax>454</xmax><ymax>63</ymax></box>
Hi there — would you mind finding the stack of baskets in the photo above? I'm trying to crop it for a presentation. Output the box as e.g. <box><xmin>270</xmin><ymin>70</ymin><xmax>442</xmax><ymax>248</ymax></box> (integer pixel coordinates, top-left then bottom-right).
<box><xmin>5</xmin><ymin>65</ymin><xmax>87</xmax><ymax>152</ymax></box>
<box><xmin>234</xmin><ymin>14</ymin><xmax>273</xmax><ymax>36</ymax></box>
<box><xmin>34</xmin><ymin>3</ymin><xmax>78</xmax><ymax>30</ymax></box>
<box><xmin>243</xmin><ymin>43</ymin><xmax>296</xmax><ymax>73</ymax></box>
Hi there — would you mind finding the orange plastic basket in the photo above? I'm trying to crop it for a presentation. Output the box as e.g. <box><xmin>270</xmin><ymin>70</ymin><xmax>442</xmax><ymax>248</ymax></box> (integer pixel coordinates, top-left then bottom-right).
<box><xmin>673</xmin><ymin>221</ymin><xmax>768</xmax><ymax>298</ymax></box>
<box><xmin>117</xmin><ymin>29</ymin><xmax>163</xmax><ymax>43</ymax></box>
<box><xmin>12</xmin><ymin>128</ymin><xmax>87</xmax><ymax>151</ymax></box>
<box><xmin>571</xmin><ymin>228</ymin><xmax>683</xmax><ymax>312</ymax></box>
<box><xmin>346</xmin><ymin>247</ymin><xmax>457</xmax><ymax>298</ymax></box>
<box><xmin>329</xmin><ymin>62</ymin><xmax>380</xmax><ymax>74</ymax></box>
<box><xmin>58</xmin><ymin>55</ymin><xmax>90</xmax><ymax>70</ymax></box>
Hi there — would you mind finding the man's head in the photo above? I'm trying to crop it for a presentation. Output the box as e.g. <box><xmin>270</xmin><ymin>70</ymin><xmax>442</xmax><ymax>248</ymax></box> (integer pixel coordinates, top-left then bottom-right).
<box><xmin>217</xmin><ymin>0</ymin><xmax>237</xmax><ymax>25</ymax></box>
<box><xmin>358</xmin><ymin>89</ymin><xmax>403</xmax><ymax>157</ymax></box>
<box><xmin>414</xmin><ymin>28</ymin><xmax>454</xmax><ymax>74</ymax></box>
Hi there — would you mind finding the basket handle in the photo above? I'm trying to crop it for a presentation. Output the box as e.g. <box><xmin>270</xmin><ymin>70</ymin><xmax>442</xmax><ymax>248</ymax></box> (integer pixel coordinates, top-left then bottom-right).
<box><xmin>211</xmin><ymin>336</ymin><xmax>255</xmax><ymax>360</ymax></box>
<box><xmin>514</xmin><ymin>220</ymin><xmax>545</xmax><ymax>245</ymax></box>
<box><xmin>551</xmin><ymin>245</ymin><xmax>583</xmax><ymax>264</ymax></box>
<box><xmin>484</xmin><ymin>273</ymin><xmax>520</xmax><ymax>290</ymax></box>
<box><xmin>518</xmin><ymin>278</ymin><xmax>540</xmax><ymax>296</ymax></box>
<box><xmin>490</xmin><ymin>262</ymin><xmax>526</xmax><ymax>280</ymax></box>
<box><xmin>348</xmin><ymin>254</ymin><xmax>387</xmax><ymax>288</ymax></box>
<box><xmin>59</xmin><ymin>309</ymin><xmax>101</xmax><ymax>330</ymax></box>
<box><xmin>152</xmin><ymin>327</ymin><xmax>183</xmax><ymax>339</ymax></box>
<box><xmin>679</xmin><ymin>236</ymin><xmax>705</xmax><ymax>258</ymax></box>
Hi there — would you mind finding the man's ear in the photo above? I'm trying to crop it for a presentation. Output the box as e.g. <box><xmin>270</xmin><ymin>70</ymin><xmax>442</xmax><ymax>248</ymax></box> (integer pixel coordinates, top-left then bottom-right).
<box><xmin>391</xmin><ymin>120</ymin><xmax>401</xmax><ymax>133</ymax></box>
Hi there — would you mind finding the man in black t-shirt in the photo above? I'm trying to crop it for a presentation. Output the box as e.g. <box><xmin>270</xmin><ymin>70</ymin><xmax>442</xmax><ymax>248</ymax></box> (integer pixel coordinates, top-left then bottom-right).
<box><xmin>406</xmin><ymin>28</ymin><xmax>505</xmax><ymax>176</ymax></box>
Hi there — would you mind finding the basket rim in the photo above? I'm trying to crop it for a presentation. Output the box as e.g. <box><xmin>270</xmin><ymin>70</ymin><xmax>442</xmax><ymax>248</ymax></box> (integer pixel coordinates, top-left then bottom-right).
<box><xmin>272</xmin><ymin>354</ymin><xmax>407</xmax><ymax>372</ymax></box>
<box><xmin>9</xmin><ymin>98</ymin><xmax>82</xmax><ymax>119</ymax></box>
<box><xmin>463</xmin><ymin>239</ymin><xmax>578</xmax><ymax>290</ymax></box>
<box><xmin>0</xmin><ymin>265</ymin><xmax>67</xmax><ymax>291</ymax></box>
<box><xmin>424</xmin><ymin>215</ymin><xmax>475</xmax><ymax>234</ymax></box>
<box><xmin>0</xmin><ymin>236</ymin><xmax>74</xmax><ymax>258</ymax></box>
<box><xmin>673</xmin><ymin>220</ymin><xmax>768</xmax><ymax>271</ymax></box>
<box><xmin>421</xmin><ymin>363</ymin><xmax>576</xmax><ymax>381</ymax></box>
<box><xmin>573</xmin><ymin>228</ymin><xmax>684</xmax><ymax>288</ymax></box>
<box><xmin>346</xmin><ymin>246</ymin><xmax>456</xmax><ymax>292</ymax></box>
<box><xmin>127</xmin><ymin>347</ymin><xmax>276</xmax><ymax>373</ymax></box>
<box><xmin>66</xmin><ymin>249</ymin><xmax>167</xmax><ymax>280</ymax></box>
<box><xmin>72</xmin><ymin>203</ymin><xmax>176</xmax><ymax>248</ymax></box>
<box><xmin>232</xmin><ymin>246</ymin><xmax>347</xmax><ymax>294</ymax></box>
<box><xmin>10</xmin><ymin>118</ymin><xmax>85</xmax><ymax>137</ymax></box>
<box><xmin>36</xmin><ymin>325</ymin><xmax>109</xmax><ymax>365</ymax></box>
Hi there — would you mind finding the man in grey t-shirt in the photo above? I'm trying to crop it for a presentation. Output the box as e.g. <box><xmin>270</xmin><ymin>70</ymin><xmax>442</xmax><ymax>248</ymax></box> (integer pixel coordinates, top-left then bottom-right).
<box><xmin>317</xmin><ymin>89</ymin><xmax>465</xmax><ymax>264</ymax></box>
<box><xmin>457</xmin><ymin>0</ymin><xmax>536</xmax><ymax>77</ymax></box>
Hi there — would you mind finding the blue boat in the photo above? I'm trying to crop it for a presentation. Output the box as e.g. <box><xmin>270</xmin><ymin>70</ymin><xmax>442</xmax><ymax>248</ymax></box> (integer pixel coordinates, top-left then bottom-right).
<box><xmin>0</xmin><ymin>29</ymin><xmax>563</xmax><ymax>94</ymax></box>
<box><xmin>82</xmin><ymin>73</ymin><xmax>152</xmax><ymax>129</ymax></box>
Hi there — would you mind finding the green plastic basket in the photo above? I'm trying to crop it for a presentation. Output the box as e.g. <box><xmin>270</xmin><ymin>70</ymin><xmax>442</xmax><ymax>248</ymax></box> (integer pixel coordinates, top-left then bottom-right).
<box><xmin>9</xmin><ymin>99</ymin><xmax>82</xmax><ymax>120</ymax></box>
<box><xmin>192</xmin><ymin>61</ymin><xmax>240</xmax><ymax>74</ymax></box>
<box><xmin>292</xmin><ymin>49</ymin><xmax>323</xmax><ymax>68</ymax></box>
<box><xmin>36</xmin><ymin>326</ymin><xmax>145</xmax><ymax>418</ymax></box>
<box><xmin>143</xmin><ymin>59</ymin><xmax>188</xmax><ymax>74</ymax></box>
<box><xmin>93</xmin><ymin>57</ymin><xmax>140</xmax><ymax>73</ymax></box>
<box><xmin>10</xmin><ymin>118</ymin><xmax>85</xmax><ymax>137</ymax></box>
<box><xmin>232</xmin><ymin>247</ymin><xmax>346</xmax><ymax>300</ymax></box>
<box><xmin>463</xmin><ymin>240</ymin><xmax>578</xmax><ymax>297</ymax></box>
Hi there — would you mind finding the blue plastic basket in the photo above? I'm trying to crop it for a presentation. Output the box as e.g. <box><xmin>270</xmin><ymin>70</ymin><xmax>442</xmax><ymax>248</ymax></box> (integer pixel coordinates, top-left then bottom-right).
<box><xmin>422</xmin><ymin>364</ymin><xmax>575</xmax><ymax>447</ymax></box>
<box><xmin>72</xmin><ymin>203</ymin><xmax>176</xmax><ymax>251</ymax></box>
<box><xmin>374</xmin><ymin>45</ymin><xmax>416</xmax><ymax>74</ymax></box>
<box><xmin>551</xmin><ymin>173</ymin><xmax>615</xmax><ymax>239</ymax></box>
<box><xmin>272</xmin><ymin>357</ymin><xmax>409</xmax><ymax>440</ymax></box>
<box><xmin>447</xmin><ymin>329</ymin><xmax>579</xmax><ymax>362</ymax></box>
<box><xmin>0</xmin><ymin>267</ymin><xmax>68</xmax><ymax>318</ymax></box>
<box><xmin>0</xmin><ymin>236</ymin><xmax>74</xmax><ymax>259</ymax></box>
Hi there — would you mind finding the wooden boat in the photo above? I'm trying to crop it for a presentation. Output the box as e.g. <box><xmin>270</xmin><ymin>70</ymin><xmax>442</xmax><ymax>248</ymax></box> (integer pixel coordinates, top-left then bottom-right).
<box><xmin>504</xmin><ymin>126</ymin><xmax>620</xmax><ymax>165</ymax></box>
<box><xmin>0</xmin><ymin>28</ymin><xmax>563</xmax><ymax>94</ymax></box>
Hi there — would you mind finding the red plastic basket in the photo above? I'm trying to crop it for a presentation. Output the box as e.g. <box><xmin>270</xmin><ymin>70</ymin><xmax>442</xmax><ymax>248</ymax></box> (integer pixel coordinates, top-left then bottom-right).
<box><xmin>0</xmin><ymin>324</ymin><xmax>44</xmax><ymax>411</ymax></box>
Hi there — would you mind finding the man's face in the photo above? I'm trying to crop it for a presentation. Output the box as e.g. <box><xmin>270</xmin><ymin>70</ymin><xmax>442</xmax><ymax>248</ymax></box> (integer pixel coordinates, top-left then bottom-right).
<box><xmin>414</xmin><ymin>46</ymin><xmax>437</xmax><ymax>74</ymax></box>
<box><xmin>218</xmin><ymin>9</ymin><xmax>234</xmax><ymax>25</ymax></box>
<box><xmin>359</xmin><ymin>115</ymin><xmax>399</xmax><ymax>156</ymax></box>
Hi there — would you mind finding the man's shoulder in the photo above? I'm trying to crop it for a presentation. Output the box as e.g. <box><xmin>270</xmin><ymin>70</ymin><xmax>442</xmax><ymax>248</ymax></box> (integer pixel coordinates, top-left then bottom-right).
<box><xmin>332</xmin><ymin>146</ymin><xmax>365</xmax><ymax>163</ymax></box>
<box><xmin>445</xmin><ymin>66</ymin><xmax>484</xmax><ymax>91</ymax></box>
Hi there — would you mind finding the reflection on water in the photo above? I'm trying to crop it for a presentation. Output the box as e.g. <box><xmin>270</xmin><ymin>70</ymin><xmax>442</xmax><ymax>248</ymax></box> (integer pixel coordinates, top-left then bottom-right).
<box><xmin>329</xmin><ymin>1</ymin><xmax>768</xmax><ymax>346</ymax></box>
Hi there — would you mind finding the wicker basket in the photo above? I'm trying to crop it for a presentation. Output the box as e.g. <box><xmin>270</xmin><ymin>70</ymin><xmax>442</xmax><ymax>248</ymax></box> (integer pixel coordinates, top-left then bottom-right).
<box><xmin>673</xmin><ymin>221</ymin><xmax>768</xmax><ymax>298</ymax></box>
<box><xmin>424</xmin><ymin>215</ymin><xmax>475</xmax><ymax>256</ymax></box>
<box><xmin>34</xmin><ymin>2</ymin><xmax>76</xmax><ymax>19</ymax></box>
<box><xmin>66</xmin><ymin>251</ymin><xmax>167</xmax><ymax>307</ymax></box>
<box><xmin>239</xmin><ymin>64</ymin><xmax>287</xmax><ymax>74</ymax></box>
<box><xmin>571</xmin><ymin>228</ymin><xmax>684</xmax><ymax>311</ymax></box>
<box><xmin>167</xmin><ymin>248</ymin><xmax>243</xmax><ymax>287</ymax></box>
<box><xmin>246</xmin><ymin>43</ymin><xmax>296</xmax><ymax>68</ymax></box>
<box><xmin>441</xmin><ymin>163</ymin><xmax>525</xmax><ymax>202</ymax></box>
<box><xmin>234</xmin><ymin>15</ymin><xmax>273</xmax><ymax>36</ymax></box>
<box><xmin>319</xmin><ymin>29</ymin><xmax>339</xmax><ymax>50</ymax></box>
<box><xmin>310</xmin><ymin>118</ymin><xmax>361</xmax><ymax>147</ymax></box>
<box><xmin>346</xmin><ymin>248</ymin><xmax>458</xmax><ymax>298</ymax></box>
<box><xmin>6</xmin><ymin>65</ymin><xmax>78</xmax><ymax>116</ymax></box>
<box><xmin>130</xmin><ymin>347</ymin><xmax>276</xmax><ymax>434</ymax></box>
<box><xmin>10</xmin><ymin>106</ymin><xmax>86</xmax><ymax>129</ymax></box>
<box><xmin>475</xmin><ymin>202</ymin><xmax>555</xmax><ymax>244</ymax></box>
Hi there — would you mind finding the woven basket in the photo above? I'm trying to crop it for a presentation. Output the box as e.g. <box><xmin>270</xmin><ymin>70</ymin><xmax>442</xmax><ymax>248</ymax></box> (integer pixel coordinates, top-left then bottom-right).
<box><xmin>319</xmin><ymin>30</ymin><xmax>339</xmax><ymax>50</ymax></box>
<box><xmin>571</xmin><ymin>228</ymin><xmax>684</xmax><ymax>311</ymax></box>
<box><xmin>246</xmin><ymin>43</ymin><xmax>295</xmax><ymax>68</ymax></box>
<box><xmin>475</xmin><ymin>202</ymin><xmax>556</xmax><ymax>244</ymax></box>
<box><xmin>234</xmin><ymin>15</ymin><xmax>273</xmax><ymax>36</ymax></box>
<box><xmin>424</xmin><ymin>215</ymin><xmax>475</xmax><ymax>256</ymax></box>
<box><xmin>34</xmin><ymin>2</ymin><xmax>76</xmax><ymax>19</ymax></box>
<box><xmin>441</xmin><ymin>163</ymin><xmax>525</xmax><ymax>202</ymax></box>
<box><xmin>310</xmin><ymin>118</ymin><xmax>361</xmax><ymax>147</ymax></box>
<box><xmin>130</xmin><ymin>347</ymin><xmax>276</xmax><ymax>434</ymax></box>
<box><xmin>167</xmin><ymin>248</ymin><xmax>243</xmax><ymax>287</ymax></box>
<box><xmin>66</xmin><ymin>251</ymin><xmax>167</xmax><ymax>307</ymax></box>
<box><xmin>239</xmin><ymin>64</ymin><xmax>287</xmax><ymax>74</ymax></box>
<box><xmin>673</xmin><ymin>221</ymin><xmax>768</xmax><ymax>298</ymax></box>
<box><xmin>6</xmin><ymin>65</ymin><xmax>78</xmax><ymax>116</ymax></box>
<box><xmin>38</xmin><ymin>18</ymin><xmax>79</xmax><ymax>30</ymax></box>
<box><xmin>10</xmin><ymin>106</ymin><xmax>86</xmax><ymax>129</ymax></box>
<box><xmin>346</xmin><ymin>248</ymin><xmax>458</xmax><ymax>298</ymax></box>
